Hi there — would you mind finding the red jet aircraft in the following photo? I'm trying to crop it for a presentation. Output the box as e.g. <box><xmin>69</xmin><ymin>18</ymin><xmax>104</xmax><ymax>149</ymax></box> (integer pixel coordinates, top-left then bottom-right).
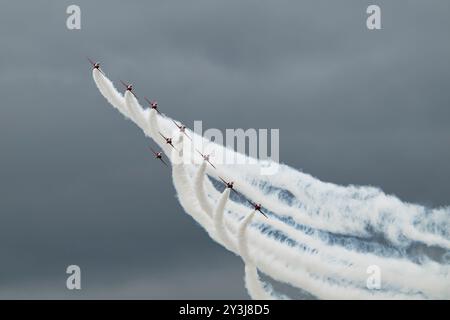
<box><xmin>87</xmin><ymin>57</ymin><xmax>103</xmax><ymax>75</ymax></box>
<box><xmin>149</xmin><ymin>147</ymin><xmax>168</xmax><ymax>167</ymax></box>
<box><xmin>120</xmin><ymin>80</ymin><xmax>137</xmax><ymax>98</ymax></box>
<box><xmin>159</xmin><ymin>132</ymin><xmax>176</xmax><ymax>150</ymax></box>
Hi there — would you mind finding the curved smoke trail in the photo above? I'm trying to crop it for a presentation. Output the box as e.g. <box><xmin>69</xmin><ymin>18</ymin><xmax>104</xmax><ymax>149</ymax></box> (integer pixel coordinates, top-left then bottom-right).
<box><xmin>214</xmin><ymin>189</ymin><xmax>235</xmax><ymax>250</ymax></box>
<box><xmin>237</xmin><ymin>210</ymin><xmax>286</xmax><ymax>300</ymax></box>
<box><xmin>195</xmin><ymin>161</ymin><xmax>213</xmax><ymax>216</ymax></box>
<box><xmin>92</xmin><ymin>68</ymin><xmax>450</xmax><ymax>299</ymax></box>
<box><xmin>199</xmin><ymin>173</ymin><xmax>449</xmax><ymax>298</ymax></box>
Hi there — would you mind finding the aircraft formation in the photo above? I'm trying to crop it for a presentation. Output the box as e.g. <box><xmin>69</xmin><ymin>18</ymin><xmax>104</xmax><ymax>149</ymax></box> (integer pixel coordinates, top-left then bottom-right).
<box><xmin>88</xmin><ymin>58</ymin><xmax>268</xmax><ymax>219</ymax></box>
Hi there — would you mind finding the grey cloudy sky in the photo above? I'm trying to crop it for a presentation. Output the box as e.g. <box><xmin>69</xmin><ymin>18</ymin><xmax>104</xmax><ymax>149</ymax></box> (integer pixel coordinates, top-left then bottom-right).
<box><xmin>0</xmin><ymin>0</ymin><xmax>449</xmax><ymax>299</ymax></box>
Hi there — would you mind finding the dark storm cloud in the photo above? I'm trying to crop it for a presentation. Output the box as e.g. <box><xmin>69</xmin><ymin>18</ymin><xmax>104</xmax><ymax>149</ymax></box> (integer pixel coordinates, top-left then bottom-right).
<box><xmin>0</xmin><ymin>0</ymin><xmax>449</xmax><ymax>298</ymax></box>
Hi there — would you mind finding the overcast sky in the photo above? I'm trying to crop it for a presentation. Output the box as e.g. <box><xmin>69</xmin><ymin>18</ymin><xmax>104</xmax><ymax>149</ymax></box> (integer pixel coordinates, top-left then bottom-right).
<box><xmin>0</xmin><ymin>0</ymin><xmax>449</xmax><ymax>299</ymax></box>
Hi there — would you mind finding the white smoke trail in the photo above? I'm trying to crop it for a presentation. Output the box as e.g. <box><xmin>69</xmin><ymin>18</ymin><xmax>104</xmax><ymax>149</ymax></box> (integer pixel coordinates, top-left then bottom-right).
<box><xmin>214</xmin><ymin>189</ymin><xmax>235</xmax><ymax>250</ymax></box>
<box><xmin>170</xmin><ymin>134</ymin><xmax>215</xmax><ymax>235</ymax></box>
<box><xmin>194</xmin><ymin>161</ymin><xmax>213</xmax><ymax>216</ymax></box>
<box><xmin>92</xmin><ymin>68</ymin><xmax>450</xmax><ymax>299</ymax></box>
<box><xmin>238</xmin><ymin>210</ymin><xmax>285</xmax><ymax>300</ymax></box>
<box><xmin>230</xmin><ymin>164</ymin><xmax>450</xmax><ymax>249</ymax></box>
<box><xmin>198</xmin><ymin>180</ymin><xmax>448</xmax><ymax>298</ymax></box>
<box><xmin>93</xmin><ymin>70</ymin><xmax>131</xmax><ymax>119</ymax></box>
<box><xmin>243</xmin><ymin>265</ymin><xmax>268</xmax><ymax>300</ymax></box>
<box><xmin>212</xmin><ymin>188</ymin><xmax>282</xmax><ymax>299</ymax></box>
<box><xmin>181</xmin><ymin>130</ymin><xmax>450</xmax><ymax>250</ymax></box>
<box><xmin>199</xmin><ymin>173</ymin><xmax>450</xmax><ymax>298</ymax></box>
<box><xmin>211</xmin><ymin>164</ymin><xmax>450</xmax><ymax>250</ymax></box>
<box><xmin>124</xmin><ymin>91</ymin><xmax>152</xmax><ymax>137</ymax></box>
<box><xmin>172</xmin><ymin>137</ymin><xmax>449</xmax><ymax>298</ymax></box>
<box><xmin>166</xmin><ymin>132</ymin><xmax>398</xmax><ymax>299</ymax></box>
<box><xmin>170</xmin><ymin>141</ymin><xmax>399</xmax><ymax>299</ymax></box>
<box><xmin>187</xmin><ymin>149</ymin><xmax>446</xmax><ymax>298</ymax></box>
